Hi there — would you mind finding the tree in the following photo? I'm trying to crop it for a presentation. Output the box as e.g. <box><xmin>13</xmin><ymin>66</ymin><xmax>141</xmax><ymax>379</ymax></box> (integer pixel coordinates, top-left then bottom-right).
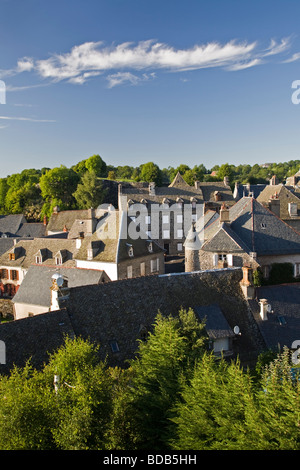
<box><xmin>73</xmin><ymin>171</ymin><xmax>107</xmax><ymax>209</ymax></box>
<box><xmin>39</xmin><ymin>165</ymin><xmax>79</xmax><ymax>209</ymax></box>
<box><xmin>85</xmin><ymin>154</ymin><xmax>107</xmax><ymax>177</ymax></box>
<box><xmin>107</xmin><ymin>308</ymin><xmax>207</xmax><ymax>450</ymax></box>
<box><xmin>140</xmin><ymin>162</ymin><xmax>162</xmax><ymax>185</ymax></box>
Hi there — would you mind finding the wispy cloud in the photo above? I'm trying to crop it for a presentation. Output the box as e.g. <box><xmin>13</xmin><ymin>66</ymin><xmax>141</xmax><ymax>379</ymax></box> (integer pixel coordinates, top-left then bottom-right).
<box><xmin>0</xmin><ymin>115</ymin><xmax>55</xmax><ymax>122</ymax></box>
<box><xmin>2</xmin><ymin>37</ymin><xmax>293</xmax><ymax>88</ymax></box>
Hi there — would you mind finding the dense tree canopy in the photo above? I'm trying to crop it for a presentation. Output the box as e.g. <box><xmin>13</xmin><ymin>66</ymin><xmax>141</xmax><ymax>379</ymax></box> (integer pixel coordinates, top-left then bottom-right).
<box><xmin>0</xmin><ymin>154</ymin><xmax>299</xmax><ymax>220</ymax></box>
<box><xmin>0</xmin><ymin>309</ymin><xmax>300</xmax><ymax>450</ymax></box>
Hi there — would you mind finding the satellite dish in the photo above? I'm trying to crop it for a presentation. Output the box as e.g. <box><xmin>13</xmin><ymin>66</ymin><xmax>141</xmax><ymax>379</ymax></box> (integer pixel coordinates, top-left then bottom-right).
<box><xmin>234</xmin><ymin>325</ymin><xmax>240</xmax><ymax>335</ymax></box>
<box><xmin>56</xmin><ymin>276</ymin><xmax>64</xmax><ymax>287</ymax></box>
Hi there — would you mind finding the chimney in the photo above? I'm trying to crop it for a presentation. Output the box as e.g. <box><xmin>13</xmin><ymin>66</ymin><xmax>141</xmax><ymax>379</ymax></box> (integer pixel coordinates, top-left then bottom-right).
<box><xmin>50</xmin><ymin>274</ymin><xmax>69</xmax><ymax>311</ymax></box>
<box><xmin>43</xmin><ymin>215</ymin><xmax>47</xmax><ymax>226</ymax></box>
<box><xmin>53</xmin><ymin>205</ymin><xmax>60</xmax><ymax>214</ymax></box>
<box><xmin>240</xmin><ymin>265</ymin><xmax>255</xmax><ymax>299</ymax></box>
<box><xmin>223</xmin><ymin>176</ymin><xmax>230</xmax><ymax>186</ymax></box>
<box><xmin>63</xmin><ymin>225</ymin><xmax>68</xmax><ymax>233</ymax></box>
<box><xmin>259</xmin><ymin>299</ymin><xmax>270</xmax><ymax>321</ymax></box>
<box><xmin>149</xmin><ymin>182</ymin><xmax>156</xmax><ymax>196</ymax></box>
<box><xmin>268</xmin><ymin>197</ymin><xmax>280</xmax><ymax>217</ymax></box>
<box><xmin>219</xmin><ymin>203</ymin><xmax>230</xmax><ymax>223</ymax></box>
<box><xmin>270</xmin><ymin>175</ymin><xmax>278</xmax><ymax>186</ymax></box>
<box><xmin>194</xmin><ymin>181</ymin><xmax>201</xmax><ymax>190</ymax></box>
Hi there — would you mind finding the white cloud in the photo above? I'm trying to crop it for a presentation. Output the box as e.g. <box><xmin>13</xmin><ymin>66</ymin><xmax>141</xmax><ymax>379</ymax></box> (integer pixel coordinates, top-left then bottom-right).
<box><xmin>0</xmin><ymin>115</ymin><xmax>55</xmax><ymax>122</ymax></box>
<box><xmin>2</xmin><ymin>37</ymin><xmax>293</xmax><ymax>88</ymax></box>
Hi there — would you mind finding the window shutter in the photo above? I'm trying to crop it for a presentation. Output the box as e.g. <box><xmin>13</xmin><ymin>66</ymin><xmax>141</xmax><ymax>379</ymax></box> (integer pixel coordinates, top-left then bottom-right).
<box><xmin>213</xmin><ymin>254</ymin><xmax>218</xmax><ymax>266</ymax></box>
<box><xmin>227</xmin><ymin>254</ymin><xmax>233</xmax><ymax>266</ymax></box>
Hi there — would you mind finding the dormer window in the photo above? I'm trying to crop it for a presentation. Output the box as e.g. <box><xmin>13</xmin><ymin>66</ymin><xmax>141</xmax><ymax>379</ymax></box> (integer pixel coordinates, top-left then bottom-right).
<box><xmin>162</xmin><ymin>198</ymin><xmax>170</xmax><ymax>208</ymax></box>
<box><xmin>127</xmin><ymin>244</ymin><xmax>134</xmax><ymax>257</ymax></box>
<box><xmin>9</xmin><ymin>253</ymin><xmax>15</xmax><ymax>261</ymax></box>
<box><xmin>190</xmin><ymin>197</ymin><xmax>197</xmax><ymax>209</ymax></box>
<box><xmin>35</xmin><ymin>248</ymin><xmax>47</xmax><ymax>264</ymax></box>
<box><xmin>147</xmin><ymin>241</ymin><xmax>153</xmax><ymax>253</ymax></box>
<box><xmin>36</xmin><ymin>256</ymin><xmax>43</xmax><ymax>264</ymax></box>
<box><xmin>55</xmin><ymin>250</ymin><xmax>67</xmax><ymax>265</ymax></box>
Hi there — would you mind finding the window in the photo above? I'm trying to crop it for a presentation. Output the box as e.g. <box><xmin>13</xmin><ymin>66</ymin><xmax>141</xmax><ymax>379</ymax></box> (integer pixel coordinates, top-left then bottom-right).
<box><xmin>191</xmin><ymin>214</ymin><xmax>197</xmax><ymax>222</ymax></box>
<box><xmin>0</xmin><ymin>269</ymin><xmax>7</xmax><ymax>280</ymax></box>
<box><xmin>110</xmin><ymin>341</ymin><xmax>119</xmax><ymax>353</ymax></box>
<box><xmin>163</xmin><ymin>230</ymin><xmax>170</xmax><ymax>239</ymax></box>
<box><xmin>55</xmin><ymin>256</ymin><xmax>62</xmax><ymax>265</ymax></box>
<box><xmin>151</xmin><ymin>258</ymin><xmax>159</xmax><ymax>273</ymax></box>
<box><xmin>140</xmin><ymin>262</ymin><xmax>145</xmax><ymax>276</ymax></box>
<box><xmin>162</xmin><ymin>215</ymin><xmax>169</xmax><ymax>224</ymax></box>
<box><xmin>9</xmin><ymin>253</ymin><xmax>15</xmax><ymax>261</ymax></box>
<box><xmin>10</xmin><ymin>270</ymin><xmax>19</xmax><ymax>281</ymax></box>
<box><xmin>177</xmin><ymin>229</ymin><xmax>183</xmax><ymax>239</ymax></box>
<box><xmin>145</xmin><ymin>215</ymin><xmax>151</xmax><ymax>225</ymax></box>
<box><xmin>147</xmin><ymin>241</ymin><xmax>153</xmax><ymax>253</ymax></box>
<box><xmin>277</xmin><ymin>315</ymin><xmax>287</xmax><ymax>325</ymax></box>
<box><xmin>177</xmin><ymin>243</ymin><xmax>183</xmax><ymax>251</ymax></box>
<box><xmin>127</xmin><ymin>265</ymin><xmax>133</xmax><ymax>278</ymax></box>
<box><xmin>35</xmin><ymin>256</ymin><xmax>42</xmax><ymax>264</ymax></box>
<box><xmin>177</xmin><ymin>214</ymin><xmax>183</xmax><ymax>224</ymax></box>
<box><xmin>261</xmin><ymin>223</ymin><xmax>266</xmax><ymax>229</ymax></box>
<box><xmin>294</xmin><ymin>263</ymin><xmax>300</xmax><ymax>277</ymax></box>
<box><xmin>218</xmin><ymin>254</ymin><xmax>227</xmax><ymax>261</ymax></box>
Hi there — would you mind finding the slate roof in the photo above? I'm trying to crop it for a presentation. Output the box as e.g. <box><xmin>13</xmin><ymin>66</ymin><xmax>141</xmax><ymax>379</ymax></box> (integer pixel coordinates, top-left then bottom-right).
<box><xmin>75</xmin><ymin>211</ymin><xmax>164</xmax><ymax>263</ymax></box>
<box><xmin>234</xmin><ymin>183</ymin><xmax>267</xmax><ymax>200</ymax></box>
<box><xmin>0</xmin><ymin>268</ymin><xmax>266</xmax><ymax>372</ymax></box>
<box><xmin>0</xmin><ymin>214</ymin><xmax>26</xmax><ymax>237</ymax></box>
<box><xmin>120</xmin><ymin>172</ymin><xmax>204</xmax><ymax>207</ymax></box>
<box><xmin>15</xmin><ymin>222</ymin><xmax>47</xmax><ymax>238</ymax></box>
<box><xmin>202</xmin><ymin>197</ymin><xmax>300</xmax><ymax>256</ymax></box>
<box><xmin>248</xmin><ymin>283</ymin><xmax>300</xmax><ymax>351</ymax></box>
<box><xmin>47</xmin><ymin>209</ymin><xmax>93</xmax><ymax>233</ymax></box>
<box><xmin>195</xmin><ymin>304</ymin><xmax>235</xmax><ymax>339</ymax></box>
<box><xmin>13</xmin><ymin>265</ymin><xmax>109</xmax><ymax>308</ymax></box>
<box><xmin>256</xmin><ymin>184</ymin><xmax>300</xmax><ymax>220</ymax></box>
<box><xmin>199</xmin><ymin>181</ymin><xmax>235</xmax><ymax>206</ymax></box>
<box><xmin>0</xmin><ymin>238</ymin><xmax>78</xmax><ymax>269</ymax></box>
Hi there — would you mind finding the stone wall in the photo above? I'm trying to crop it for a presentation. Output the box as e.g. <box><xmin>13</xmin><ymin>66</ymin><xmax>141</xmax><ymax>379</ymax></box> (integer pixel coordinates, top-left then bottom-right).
<box><xmin>0</xmin><ymin>299</ymin><xmax>14</xmax><ymax>320</ymax></box>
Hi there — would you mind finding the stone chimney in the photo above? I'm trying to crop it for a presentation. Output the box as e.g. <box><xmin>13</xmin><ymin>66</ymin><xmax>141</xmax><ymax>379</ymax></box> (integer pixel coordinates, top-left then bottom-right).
<box><xmin>268</xmin><ymin>196</ymin><xmax>280</xmax><ymax>217</ymax></box>
<box><xmin>259</xmin><ymin>299</ymin><xmax>270</xmax><ymax>321</ymax></box>
<box><xmin>223</xmin><ymin>176</ymin><xmax>230</xmax><ymax>186</ymax></box>
<box><xmin>270</xmin><ymin>175</ymin><xmax>279</xmax><ymax>186</ymax></box>
<box><xmin>194</xmin><ymin>181</ymin><xmax>201</xmax><ymax>190</ymax></box>
<box><xmin>219</xmin><ymin>203</ymin><xmax>230</xmax><ymax>224</ymax></box>
<box><xmin>50</xmin><ymin>274</ymin><xmax>69</xmax><ymax>311</ymax></box>
<box><xmin>43</xmin><ymin>215</ymin><xmax>47</xmax><ymax>226</ymax></box>
<box><xmin>240</xmin><ymin>265</ymin><xmax>255</xmax><ymax>299</ymax></box>
<box><xmin>149</xmin><ymin>182</ymin><xmax>156</xmax><ymax>196</ymax></box>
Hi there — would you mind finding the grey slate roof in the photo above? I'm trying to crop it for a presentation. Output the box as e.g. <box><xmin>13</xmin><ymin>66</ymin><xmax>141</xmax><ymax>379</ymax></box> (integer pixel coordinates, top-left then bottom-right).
<box><xmin>16</xmin><ymin>222</ymin><xmax>47</xmax><ymax>238</ymax></box>
<box><xmin>0</xmin><ymin>214</ymin><xmax>26</xmax><ymax>237</ymax></box>
<box><xmin>248</xmin><ymin>283</ymin><xmax>300</xmax><ymax>351</ymax></box>
<box><xmin>234</xmin><ymin>183</ymin><xmax>267</xmax><ymax>200</ymax></box>
<box><xmin>0</xmin><ymin>238</ymin><xmax>78</xmax><ymax>269</ymax></box>
<box><xmin>12</xmin><ymin>265</ymin><xmax>109</xmax><ymax>308</ymax></box>
<box><xmin>195</xmin><ymin>304</ymin><xmax>235</xmax><ymax>339</ymax></box>
<box><xmin>0</xmin><ymin>268</ymin><xmax>266</xmax><ymax>373</ymax></box>
<box><xmin>202</xmin><ymin>197</ymin><xmax>300</xmax><ymax>256</ymax></box>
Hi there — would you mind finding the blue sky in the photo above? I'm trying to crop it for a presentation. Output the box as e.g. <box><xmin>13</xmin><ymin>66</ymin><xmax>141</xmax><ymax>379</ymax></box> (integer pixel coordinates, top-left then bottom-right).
<box><xmin>1</xmin><ymin>0</ymin><xmax>300</xmax><ymax>178</ymax></box>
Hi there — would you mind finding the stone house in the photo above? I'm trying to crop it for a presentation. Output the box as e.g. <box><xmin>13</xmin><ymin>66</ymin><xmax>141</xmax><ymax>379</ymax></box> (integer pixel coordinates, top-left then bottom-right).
<box><xmin>0</xmin><ymin>238</ymin><xmax>79</xmax><ymax>297</ymax></box>
<box><xmin>185</xmin><ymin>196</ymin><xmax>300</xmax><ymax>279</ymax></box>
<box><xmin>256</xmin><ymin>184</ymin><xmax>300</xmax><ymax>232</ymax></box>
<box><xmin>12</xmin><ymin>265</ymin><xmax>110</xmax><ymax>320</ymax></box>
<box><xmin>119</xmin><ymin>173</ymin><xmax>234</xmax><ymax>257</ymax></box>
<box><xmin>74</xmin><ymin>210</ymin><xmax>165</xmax><ymax>280</ymax></box>
<box><xmin>0</xmin><ymin>268</ymin><xmax>267</xmax><ymax>373</ymax></box>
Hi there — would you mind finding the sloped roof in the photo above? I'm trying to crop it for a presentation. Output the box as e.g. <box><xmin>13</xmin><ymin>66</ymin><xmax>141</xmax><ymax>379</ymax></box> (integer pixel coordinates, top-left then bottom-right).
<box><xmin>13</xmin><ymin>265</ymin><xmax>109</xmax><ymax>307</ymax></box>
<box><xmin>168</xmin><ymin>171</ymin><xmax>192</xmax><ymax>189</ymax></box>
<box><xmin>0</xmin><ymin>238</ymin><xmax>78</xmax><ymax>269</ymax></box>
<box><xmin>200</xmin><ymin>197</ymin><xmax>300</xmax><ymax>256</ymax></box>
<box><xmin>201</xmin><ymin>222</ymin><xmax>250</xmax><ymax>254</ymax></box>
<box><xmin>0</xmin><ymin>268</ymin><xmax>266</xmax><ymax>373</ymax></box>
<box><xmin>248</xmin><ymin>284</ymin><xmax>300</xmax><ymax>351</ymax></box>
<box><xmin>199</xmin><ymin>181</ymin><xmax>235</xmax><ymax>205</ymax></box>
<box><xmin>257</xmin><ymin>184</ymin><xmax>300</xmax><ymax>220</ymax></box>
<box><xmin>75</xmin><ymin>211</ymin><xmax>164</xmax><ymax>263</ymax></box>
<box><xmin>47</xmin><ymin>209</ymin><xmax>92</xmax><ymax>233</ymax></box>
<box><xmin>16</xmin><ymin>222</ymin><xmax>47</xmax><ymax>238</ymax></box>
<box><xmin>195</xmin><ymin>304</ymin><xmax>235</xmax><ymax>339</ymax></box>
<box><xmin>0</xmin><ymin>214</ymin><xmax>26</xmax><ymax>236</ymax></box>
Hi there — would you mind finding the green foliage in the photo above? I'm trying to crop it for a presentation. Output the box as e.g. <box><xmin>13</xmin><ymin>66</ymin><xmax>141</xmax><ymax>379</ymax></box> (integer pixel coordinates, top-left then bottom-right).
<box><xmin>39</xmin><ymin>165</ymin><xmax>79</xmax><ymax>208</ymax></box>
<box><xmin>85</xmin><ymin>154</ymin><xmax>107</xmax><ymax>177</ymax></box>
<box><xmin>139</xmin><ymin>162</ymin><xmax>162</xmax><ymax>185</ymax></box>
<box><xmin>73</xmin><ymin>171</ymin><xmax>107</xmax><ymax>209</ymax></box>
